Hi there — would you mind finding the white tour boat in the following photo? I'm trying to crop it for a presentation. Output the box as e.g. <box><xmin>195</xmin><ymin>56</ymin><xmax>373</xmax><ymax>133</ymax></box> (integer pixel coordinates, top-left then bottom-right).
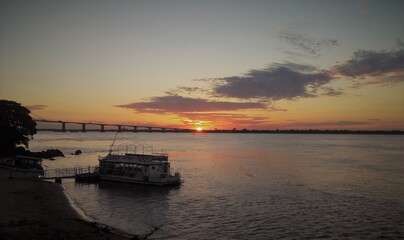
<box><xmin>97</xmin><ymin>144</ymin><xmax>182</xmax><ymax>186</ymax></box>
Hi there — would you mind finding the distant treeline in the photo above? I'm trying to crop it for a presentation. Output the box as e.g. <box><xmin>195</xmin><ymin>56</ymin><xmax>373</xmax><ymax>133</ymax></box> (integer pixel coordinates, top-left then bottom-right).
<box><xmin>200</xmin><ymin>129</ymin><xmax>403</xmax><ymax>135</ymax></box>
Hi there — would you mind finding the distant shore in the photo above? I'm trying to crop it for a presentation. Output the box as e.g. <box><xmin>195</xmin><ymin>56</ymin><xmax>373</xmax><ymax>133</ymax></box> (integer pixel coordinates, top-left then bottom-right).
<box><xmin>37</xmin><ymin>129</ymin><xmax>404</xmax><ymax>135</ymax></box>
<box><xmin>0</xmin><ymin>168</ymin><xmax>134</xmax><ymax>240</ymax></box>
<box><xmin>199</xmin><ymin>129</ymin><xmax>404</xmax><ymax>134</ymax></box>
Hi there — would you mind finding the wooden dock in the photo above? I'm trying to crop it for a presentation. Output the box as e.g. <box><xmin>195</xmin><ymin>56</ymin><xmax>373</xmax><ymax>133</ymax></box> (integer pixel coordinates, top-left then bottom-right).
<box><xmin>41</xmin><ymin>166</ymin><xmax>99</xmax><ymax>182</ymax></box>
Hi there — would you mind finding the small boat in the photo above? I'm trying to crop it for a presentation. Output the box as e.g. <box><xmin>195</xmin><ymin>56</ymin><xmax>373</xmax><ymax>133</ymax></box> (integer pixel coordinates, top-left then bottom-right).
<box><xmin>0</xmin><ymin>155</ymin><xmax>45</xmax><ymax>177</ymax></box>
<box><xmin>97</xmin><ymin>144</ymin><xmax>182</xmax><ymax>186</ymax></box>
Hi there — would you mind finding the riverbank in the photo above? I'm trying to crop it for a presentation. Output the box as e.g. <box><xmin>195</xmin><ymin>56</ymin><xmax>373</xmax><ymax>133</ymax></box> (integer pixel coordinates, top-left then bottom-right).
<box><xmin>0</xmin><ymin>168</ymin><xmax>130</xmax><ymax>240</ymax></box>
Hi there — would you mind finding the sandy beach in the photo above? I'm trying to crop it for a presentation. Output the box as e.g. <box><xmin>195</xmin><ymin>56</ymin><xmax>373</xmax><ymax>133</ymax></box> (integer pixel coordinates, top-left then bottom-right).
<box><xmin>0</xmin><ymin>168</ymin><xmax>132</xmax><ymax>240</ymax></box>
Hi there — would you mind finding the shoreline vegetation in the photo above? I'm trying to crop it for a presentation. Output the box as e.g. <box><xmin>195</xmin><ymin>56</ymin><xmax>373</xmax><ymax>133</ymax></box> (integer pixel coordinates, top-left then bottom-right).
<box><xmin>0</xmin><ymin>169</ymin><xmax>159</xmax><ymax>240</ymax></box>
<box><xmin>13</xmin><ymin>147</ymin><xmax>65</xmax><ymax>159</ymax></box>
<box><xmin>7</xmin><ymin>147</ymin><xmax>81</xmax><ymax>160</ymax></box>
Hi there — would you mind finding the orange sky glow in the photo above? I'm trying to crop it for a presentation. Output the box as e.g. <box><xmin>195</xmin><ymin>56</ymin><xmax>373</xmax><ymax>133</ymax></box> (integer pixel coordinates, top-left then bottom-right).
<box><xmin>1</xmin><ymin>1</ymin><xmax>403</xmax><ymax>131</ymax></box>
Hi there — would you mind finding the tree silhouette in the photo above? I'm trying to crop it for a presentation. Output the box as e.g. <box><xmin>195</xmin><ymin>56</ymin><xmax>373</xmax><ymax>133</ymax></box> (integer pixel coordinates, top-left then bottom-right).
<box><xmin>0</xmin><ymin>100</ymin><xmax>37</xmax><ymax>155</ymax></box>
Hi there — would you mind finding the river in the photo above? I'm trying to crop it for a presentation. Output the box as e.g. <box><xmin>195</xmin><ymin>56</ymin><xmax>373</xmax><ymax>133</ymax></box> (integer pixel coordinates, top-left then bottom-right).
<box><xmin>29</xmin><ymin>132</ymin><xmax>403</xmax><ymax>239</ymax></box>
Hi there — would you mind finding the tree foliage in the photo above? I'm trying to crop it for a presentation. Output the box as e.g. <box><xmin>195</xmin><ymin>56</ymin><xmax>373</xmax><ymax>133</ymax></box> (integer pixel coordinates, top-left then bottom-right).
<box><xmin>0</xmin><ymin>100</ymin><xmax>37</xmax><ymax>155</ymax></box>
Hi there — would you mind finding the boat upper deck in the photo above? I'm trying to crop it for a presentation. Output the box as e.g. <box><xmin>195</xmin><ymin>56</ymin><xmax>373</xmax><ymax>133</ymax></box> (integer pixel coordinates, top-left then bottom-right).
<box><xmin>99</xmin><ymin>143</ymin><xmax>169</xmax><ymax>164</ymax></box>
<box><xmin>100</xmin><ymin>153</ymin><xmax>168</xmax><ymax>164</ymax></box>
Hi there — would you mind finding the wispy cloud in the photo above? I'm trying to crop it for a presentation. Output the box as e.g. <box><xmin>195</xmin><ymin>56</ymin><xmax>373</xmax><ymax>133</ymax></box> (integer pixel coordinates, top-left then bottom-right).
<box><xmin>179</xmin><ymin>112</ymin><xmax>271</xmax><ymax>128</ymax></box>
<box><xmin>351</xmin><ymin>74</ymin><xmax>404</xmax><ymax>88</ymax></box>
<box><xmin>306</xmin><ymin>85</ymin><xmax>345</xmax><ymax>97</ymax></box>
<box><xmin>294</xmin><ymin>120</ymin><xmax>372</xmax><ymax>127</ymax></box>
<box><xmin>25</xmin><ymin>105</ymin><xmax>48</xmax><ymax>111</ymax></box>
<box><xmin>260</xmin><ymin>120</ymin><xmax>376</xmax><ymax>130</ymax></box>
<box><xmin>165</xmin><ymin>86</ymin><xmax>209</xmax><ymax>96</ymax></box>
<box><xmin>333</xmin><ymin>49</ymin><xmax>404</xmax><ymax>78</ymax></box>
<box><xmin>115</xmin><ymin>95</ymin><xmax>266</xmax><ymax>113</ymax></box>
<box><xmin>211</xmin><ymin>62</ymin><xmax>332</xmax><ymax>100</ymax></box>
<box><xmin>321</xmin><ymin>87</ymin><xmax>344</xmax><ymax>97</ymax></box>
<box><xmin>279</xmin><ymin>32</ymin><xmax>339</xmax><ymax>55</ymax></box>
<box><xmin>238</xmin><ymin>119</ymin><xmax>376</xmax><ymax>130</ymax></box>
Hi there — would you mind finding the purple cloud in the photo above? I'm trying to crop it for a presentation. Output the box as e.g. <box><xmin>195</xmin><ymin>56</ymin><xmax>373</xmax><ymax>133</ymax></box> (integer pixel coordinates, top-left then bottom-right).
<box><xmin>116</xmin><ymin>95</ymin><xmax>266</xmax><ymax>113</ymax></box>
<box><xmin>210</xmin><ymin>48</ymin><xmax>402</xmax><ymax>101</ymax></box>
<box><xmin>333</xmin><ymin>49</ymin><xmax>404</xmax><ymax>77</ymax></box>
<box><xmin>212</xmin><ymin>63</ymin><xmax>332</xmax><ymax>100</ymax></box>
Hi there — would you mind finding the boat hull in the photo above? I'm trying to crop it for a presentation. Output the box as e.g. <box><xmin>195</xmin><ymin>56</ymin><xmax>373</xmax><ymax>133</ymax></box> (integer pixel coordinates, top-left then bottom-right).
<box><xmin>99</xmin><ymin>174</ymin><xmax>181</xmax><ymax>186</ymax></box>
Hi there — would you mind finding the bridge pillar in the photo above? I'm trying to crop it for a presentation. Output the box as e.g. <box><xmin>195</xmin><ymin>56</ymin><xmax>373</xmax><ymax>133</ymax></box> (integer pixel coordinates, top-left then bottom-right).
<box><xmin>62</xmin><ymin>122</ymin><xmax>66</xmax><ymax>132</ymax></box>
<box><xmin>148</xmin><ymin>127</ymin><xmax>152</xmax><ymax>132</ymax></box>
<box><xmin>81</xmin><ymin>123</ymin><xmax>86</xmax><ymax>132</ymax></box>
<box><xmin>118</xmin><ymin>125</ymin><xmax>122</xmax><ymax>132</ymax></box>
<box><xmin>133</xmin><ymin>126</ymin><xmax>138</xmax><ymax>132</ymax></box>
<box><xmin>100</xmin><ymin>124</ymin><xmax>105</xmax><ymax>132</ymax></box>
<box><xmin>162</xmin><ymin>128</ymin><xmax>166</xmax><ymax>132</ymax></box>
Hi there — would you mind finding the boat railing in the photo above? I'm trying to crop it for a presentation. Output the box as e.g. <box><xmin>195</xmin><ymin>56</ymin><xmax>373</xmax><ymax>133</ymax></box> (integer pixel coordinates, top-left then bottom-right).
<box><xmin>114</xmin><ymin>143</ymin><xmax>168</xmax><ymax>156</ymax></box>
<box><xmin>41</xmin><ymin>165</ymin><xmax>98</xmax><ymax>179</ymax></box>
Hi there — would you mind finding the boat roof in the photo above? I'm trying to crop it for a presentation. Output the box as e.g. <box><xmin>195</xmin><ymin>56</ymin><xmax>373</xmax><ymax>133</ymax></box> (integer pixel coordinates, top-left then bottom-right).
<box><xmin>99</xmin><ymin>153</ymin><xmax>168</xmax><ymax>165</ymax></box>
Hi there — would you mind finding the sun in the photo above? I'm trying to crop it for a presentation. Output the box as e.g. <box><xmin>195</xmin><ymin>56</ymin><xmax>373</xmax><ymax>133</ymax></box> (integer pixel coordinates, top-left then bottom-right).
<box><xmin>196</xmin><ymin>127</ymin><xmax>203</xmax><ymax>131</ymax></box>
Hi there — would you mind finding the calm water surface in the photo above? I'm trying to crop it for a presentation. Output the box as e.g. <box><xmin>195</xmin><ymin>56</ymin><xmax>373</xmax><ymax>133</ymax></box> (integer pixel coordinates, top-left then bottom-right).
<box><xmin>30</xmin><ymin>132</ymin><xmax>404</xmax><ymax>239</ymax></box>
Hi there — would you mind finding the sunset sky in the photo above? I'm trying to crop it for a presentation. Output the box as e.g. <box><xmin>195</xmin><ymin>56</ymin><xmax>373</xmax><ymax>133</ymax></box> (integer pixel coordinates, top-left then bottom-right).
<box><xmin>1</xmin><ymin>0</ymin><xmax>403</xmax><ymax>130</ymax></box>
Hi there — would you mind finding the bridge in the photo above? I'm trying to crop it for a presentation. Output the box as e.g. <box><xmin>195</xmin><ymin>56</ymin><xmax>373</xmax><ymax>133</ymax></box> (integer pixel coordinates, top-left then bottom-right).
<box><xmin>34</xmin><ymin>119</ymin><xmax>192</xmax><ymax>133</ymax></box>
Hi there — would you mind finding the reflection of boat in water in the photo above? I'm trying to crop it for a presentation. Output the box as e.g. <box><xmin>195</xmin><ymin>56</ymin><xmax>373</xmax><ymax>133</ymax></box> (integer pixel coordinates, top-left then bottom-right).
<box><xmin>98</xmin><ymin>144</ymin><xmax>182</xmax><ymax>186</ymax></box>
<box><xmin>0</xmin><ymin>155</ymin><xmax>44</xmax><ymax>177</ymax></box>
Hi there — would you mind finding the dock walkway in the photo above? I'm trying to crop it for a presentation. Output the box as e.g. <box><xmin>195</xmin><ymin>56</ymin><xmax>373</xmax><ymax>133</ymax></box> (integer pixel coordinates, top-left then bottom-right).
<box><xmin>41</xmin><ymin>166</ymin><xmax>98</xmax><ymax>181</ymax></box>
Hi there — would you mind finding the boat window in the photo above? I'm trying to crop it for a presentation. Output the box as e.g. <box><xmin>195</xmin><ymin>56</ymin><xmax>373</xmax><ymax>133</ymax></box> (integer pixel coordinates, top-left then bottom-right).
<box><xmin>107</xmin><ymin>163</ymin><xmax>115</xmax><ymax>169</ymax></box>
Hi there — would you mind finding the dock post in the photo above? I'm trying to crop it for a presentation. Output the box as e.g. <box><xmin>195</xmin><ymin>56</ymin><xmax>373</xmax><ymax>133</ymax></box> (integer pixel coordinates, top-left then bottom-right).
<box><xmin>118</xmin><ymin>125</ymin><xmax>122</xmax><ymax>132</ymax></box>
<box><xmin>62</xmin><ymin>122</ymin><xmax>66</xmax><ymax>132</ymax></box>
<box><xmin>100</xmin><ymin>124</ymin><xmax>105</xmax><ymax>132</ymax></box>
<box><xmin>81</xmin><ymin>123</ymin><xmax>86</xmax><ymax>132</ymax></box>
<box><xmin>133</xmin><ymin>126</ymin><xmax>138</xmax><ymax>132</ymax></box>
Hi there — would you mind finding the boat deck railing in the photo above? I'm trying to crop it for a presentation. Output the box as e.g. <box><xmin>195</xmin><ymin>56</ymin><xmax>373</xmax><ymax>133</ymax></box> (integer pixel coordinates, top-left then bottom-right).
<box><xmin>40</xmin><ymin>165</ymin><xmax>98</xmax><ymax>179</ymax></box>
<box><xmin>114</xmin><ymin>143</ymin><xmax>168</xmax><ymax>157</ymax></box>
